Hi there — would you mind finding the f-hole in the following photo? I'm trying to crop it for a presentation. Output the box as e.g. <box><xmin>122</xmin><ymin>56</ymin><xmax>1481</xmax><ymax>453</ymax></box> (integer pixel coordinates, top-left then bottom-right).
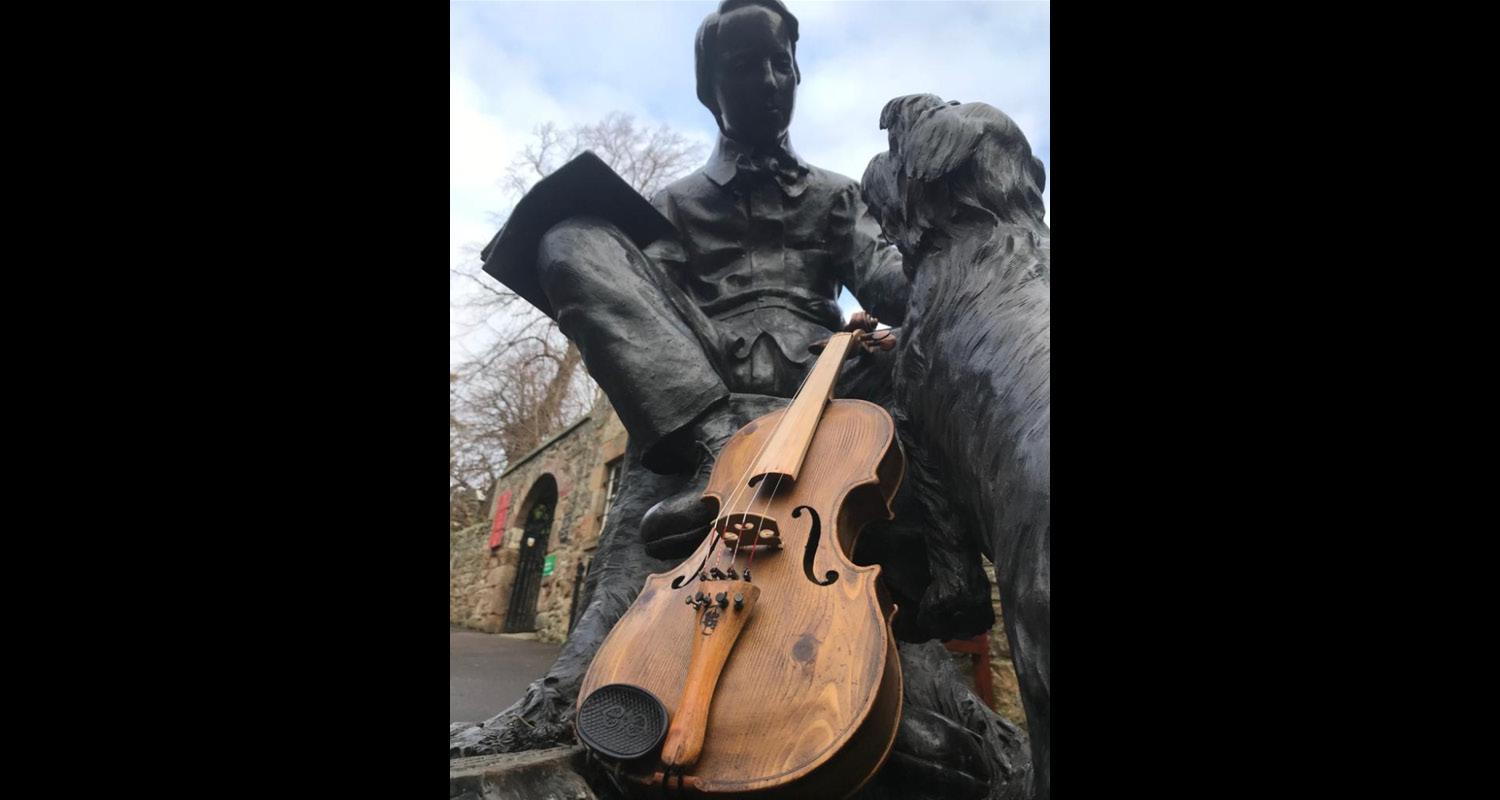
<box><xmin>793</xmin><ymin>505</ymin><xmax>839</xmax><ymax>586</ymax></box>
<box><xmin>670</xmin><ymin>529</ymin><xmax>721</xmax><ymax>590</ymax></box>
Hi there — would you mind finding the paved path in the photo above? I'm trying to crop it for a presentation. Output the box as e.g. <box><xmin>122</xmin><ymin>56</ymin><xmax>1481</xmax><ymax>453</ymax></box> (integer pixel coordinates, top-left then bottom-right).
<box><xmin>451</xmin><ymin>630</ymin><xmax>564</xmax><ymax>724</ymax></box>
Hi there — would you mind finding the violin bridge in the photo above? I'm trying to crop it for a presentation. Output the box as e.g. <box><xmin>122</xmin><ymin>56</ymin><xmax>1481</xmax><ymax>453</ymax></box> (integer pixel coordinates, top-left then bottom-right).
<box><xmin>714</xmin><ymin>514</ymin><xmax>782</xmax><ymax>551</ymax></box>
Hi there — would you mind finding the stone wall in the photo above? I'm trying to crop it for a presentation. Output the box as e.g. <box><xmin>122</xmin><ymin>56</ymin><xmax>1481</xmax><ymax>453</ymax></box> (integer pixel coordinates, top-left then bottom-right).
<box><xmin>450</xmin><ymin>402</ymin><xmax>629</xmax><ymax>640</ymax></box>
<box><xmin>533</xmin><ymin>408</ymin><xmax>628</xmax><ymax>641</ymax></box>
<box><xmin>450</xmin><ymin>520</ymin><xmax>493</xmax><ymax>627</ymax></box>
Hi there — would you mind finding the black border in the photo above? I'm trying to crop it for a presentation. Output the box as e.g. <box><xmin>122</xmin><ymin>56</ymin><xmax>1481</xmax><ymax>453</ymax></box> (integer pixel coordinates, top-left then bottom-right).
<box><xmin>124</xmin><ymin>1</ymin><xmax>1354</xmax><ymax>795</ymax></box>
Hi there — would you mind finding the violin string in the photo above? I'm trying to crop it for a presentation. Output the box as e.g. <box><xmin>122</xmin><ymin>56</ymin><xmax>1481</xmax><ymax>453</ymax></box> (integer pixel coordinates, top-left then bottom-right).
<box><xmin>701</xmin><ymin>372</ymin><xmax>797</xmax><ymax>577</ymax></box>
<box><xmin>729</xmin><ymin>506</ymin><xmax>746</xmax><ymax>567</ymax></box>
<box><xmin>707</xmin><ymin>432</ymin><xmax>774</xmax><ymax>576</ymax></box>
<box><xmin>728</xmin><ymin>347</ymin><xmax>823</xmax><ymax>570</ymax></box>
<box><xmin>739</xmin><ymin>468</ymin><xmax>794</xmax><ymax>570</ymax></box>
<box><xmin>690</xmin><ymin>333</ymin><xmax>839</xmax><ymax>588</ymax></box>
<box><xmin>714</xmin><ymin>345</ymin><xmax>822</xmax><ymax>576</ymax></box>
<box><xmin>747</xmin><ymin>471</ymin><xmax>785</xmax><ymax>572</ymax></box>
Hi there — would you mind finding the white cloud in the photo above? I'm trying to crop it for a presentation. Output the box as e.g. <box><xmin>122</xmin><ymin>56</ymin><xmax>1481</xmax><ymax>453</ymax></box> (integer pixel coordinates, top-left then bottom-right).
<box><xmin>790</xmin><ymin>1</ymin><xmax>1050</xmax><ymax>182</ymax></box>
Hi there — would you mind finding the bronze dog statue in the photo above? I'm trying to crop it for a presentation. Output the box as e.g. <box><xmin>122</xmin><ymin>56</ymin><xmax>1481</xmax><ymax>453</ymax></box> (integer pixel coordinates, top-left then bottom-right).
<box><xmin>863</xmin><ymin>93</ymin><xmax>1051</xmax><ymax>800</ymax></box>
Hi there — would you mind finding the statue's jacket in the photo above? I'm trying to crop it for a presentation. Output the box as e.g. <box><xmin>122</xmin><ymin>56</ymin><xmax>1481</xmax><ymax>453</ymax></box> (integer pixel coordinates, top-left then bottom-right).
<box><xmin>646</xmin><ymin>134</ymin><xmax>908</xmax><ymax>396</ymax></box>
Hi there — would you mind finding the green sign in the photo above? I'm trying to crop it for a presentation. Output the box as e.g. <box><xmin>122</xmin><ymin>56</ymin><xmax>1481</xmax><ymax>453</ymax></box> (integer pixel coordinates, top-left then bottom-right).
<box><xmin>542</xmin><ymin>554</ymin><xmax>556</xmax><ymax>577</ymax></box>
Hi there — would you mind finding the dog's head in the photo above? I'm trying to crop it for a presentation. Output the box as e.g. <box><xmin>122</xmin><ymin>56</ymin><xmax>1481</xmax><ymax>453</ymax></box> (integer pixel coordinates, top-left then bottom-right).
<box><xmin>862</xmin><ymin>93</ymin><xmax>1048</xmax><ymax>271</ymax></box>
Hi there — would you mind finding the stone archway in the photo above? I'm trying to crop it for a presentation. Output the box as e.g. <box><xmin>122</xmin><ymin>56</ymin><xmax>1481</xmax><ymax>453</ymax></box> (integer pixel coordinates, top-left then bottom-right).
<box><xmin>502</xmin><ymin>474</ymin><xmax>558</xmax><ymax>633</ymax></box>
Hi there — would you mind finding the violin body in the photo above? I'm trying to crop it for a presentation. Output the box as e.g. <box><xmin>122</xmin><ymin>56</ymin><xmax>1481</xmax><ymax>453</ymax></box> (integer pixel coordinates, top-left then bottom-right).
<box><xmin>579</xmin><ymin>389</ymin><xmax>905</xmax><ymax>799</ymax></box>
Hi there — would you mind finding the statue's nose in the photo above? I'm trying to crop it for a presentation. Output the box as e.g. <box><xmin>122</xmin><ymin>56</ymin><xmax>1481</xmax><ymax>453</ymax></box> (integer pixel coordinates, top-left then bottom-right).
<box><xmin>756</xmin><ymin>60</ymin><xmax>777</xmax><ymax>89</ymax></box>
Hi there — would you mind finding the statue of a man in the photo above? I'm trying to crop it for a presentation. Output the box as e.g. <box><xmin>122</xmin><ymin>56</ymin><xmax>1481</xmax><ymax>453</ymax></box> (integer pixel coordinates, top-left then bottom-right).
<box><xmin>460</xmin><ymin>2</ymin><xmax>1032</xmax><ymax>796</ymax></box>
<box><xmin>526</xmin><ymin>0</ymin><xmax>909</xmax><ymax>557</ymax></box>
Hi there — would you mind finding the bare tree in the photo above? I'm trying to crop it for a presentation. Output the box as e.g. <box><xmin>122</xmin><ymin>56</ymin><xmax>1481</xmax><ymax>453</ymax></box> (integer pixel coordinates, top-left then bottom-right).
<box><xmin>450</xmin><ymin>372</ymin><xmax>497</xmax><ymax>531</ymax></box>
<box><xmin>453</xmin><ymin>113</ymin><xmax>704</xmax><ymax>328</ymax></box>
<box><xmin>449</xmin><ymin>113</ymin><xmax>703</xmax><ymax>519</ymax></box>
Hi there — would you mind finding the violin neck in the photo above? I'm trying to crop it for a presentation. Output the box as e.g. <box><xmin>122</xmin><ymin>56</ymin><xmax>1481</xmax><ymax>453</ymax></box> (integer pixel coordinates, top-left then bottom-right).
<box><xmin>751</xmin><ymin>332</ymin><xmax>856</xmax><ymax>483</ymax></box>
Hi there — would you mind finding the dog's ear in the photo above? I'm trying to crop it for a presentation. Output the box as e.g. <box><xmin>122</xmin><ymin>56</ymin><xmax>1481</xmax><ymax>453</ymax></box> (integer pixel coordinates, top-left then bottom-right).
<box><xmin>861</xmin><ymin>151</ymin><xmax>901</xmax><ymax>226</ymax></box>
<box><xmin>897</xmin><ymin>106</ymin><xmax>985</xmax><ymax>182</ymax></box>
<box><xmin>881</xmin><ymin>93</ymin><xmax>947</xmax><ymax>159</ymax></box>
<box><xmin>1030</xmin><ymin>155</ymin><xmax>1046</xmax><ymax>193</ymax></box>
<box><xmin>894</xmin><ymin>106</ymin><xmax>984</xmax><ymax>246</ymax></box>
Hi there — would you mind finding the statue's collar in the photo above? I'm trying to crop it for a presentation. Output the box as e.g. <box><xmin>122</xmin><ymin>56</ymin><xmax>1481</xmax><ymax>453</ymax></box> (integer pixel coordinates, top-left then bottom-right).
<box><xmin>704</xmin><ymin>134</ymin><xmax>810</xmax><ymax>196</ymax></box>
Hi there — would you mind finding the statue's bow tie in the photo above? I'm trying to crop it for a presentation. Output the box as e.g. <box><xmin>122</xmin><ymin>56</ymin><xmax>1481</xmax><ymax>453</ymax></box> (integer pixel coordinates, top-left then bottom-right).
<box><xmin>733</xmin><ymin>152</ymin><xmax>809</xmax><ymax>196</ymax></box>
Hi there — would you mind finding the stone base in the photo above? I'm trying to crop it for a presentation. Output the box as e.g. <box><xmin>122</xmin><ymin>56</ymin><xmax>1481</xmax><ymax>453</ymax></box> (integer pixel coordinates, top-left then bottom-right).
<box><xmin>449</xmin><ymin>746</ymin><xmax>599</xmax><ymax>800</ymax></box>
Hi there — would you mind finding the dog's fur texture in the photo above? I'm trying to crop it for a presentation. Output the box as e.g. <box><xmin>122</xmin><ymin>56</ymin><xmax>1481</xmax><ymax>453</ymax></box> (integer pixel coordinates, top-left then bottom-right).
<box><xmin>863</xmin><ymin>94</ymin><xmax>1051</xmax><ymax>800</ymax></box>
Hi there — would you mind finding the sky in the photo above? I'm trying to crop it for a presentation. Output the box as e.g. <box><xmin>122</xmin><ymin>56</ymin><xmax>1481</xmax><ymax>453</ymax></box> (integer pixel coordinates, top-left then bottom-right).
<box><xmin>451</xmin><ymin>0</ymin><xmax>1050</xmax><ymax>366</ymax></box>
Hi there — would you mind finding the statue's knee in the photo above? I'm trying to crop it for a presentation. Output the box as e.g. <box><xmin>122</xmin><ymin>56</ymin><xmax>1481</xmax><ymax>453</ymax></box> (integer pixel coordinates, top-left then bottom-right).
<box><xmin>536</xmin><ymin>216</ymin><xmax>630</xmax><ymax>294</ymax></box>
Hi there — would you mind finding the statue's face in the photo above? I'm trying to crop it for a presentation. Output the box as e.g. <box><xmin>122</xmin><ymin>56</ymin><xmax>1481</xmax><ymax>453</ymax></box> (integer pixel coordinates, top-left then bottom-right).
<box><xmin>713</xmin><ymin>5</ymin><xmax>796</xmax><ymax>148</ymax></box>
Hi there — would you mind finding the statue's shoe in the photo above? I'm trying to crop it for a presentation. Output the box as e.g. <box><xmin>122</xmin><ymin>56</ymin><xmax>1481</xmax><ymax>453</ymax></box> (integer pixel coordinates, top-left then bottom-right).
<box><xmin>640</xmin><ymin>393</ymin><xmax>788</xmax><ymax>559</ymax></box>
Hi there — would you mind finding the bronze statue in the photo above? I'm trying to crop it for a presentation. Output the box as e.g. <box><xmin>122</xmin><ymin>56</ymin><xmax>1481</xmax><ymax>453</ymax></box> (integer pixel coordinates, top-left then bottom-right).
<box><xmin>453</xmin><ymin>4</ymin><xmax>1046</xmax><ymax>799</ymax></box>
<box><xmin>864</xmin><ymin>94</ymin><xmax>1052</xmax><ymax>800</ymax></box>
<box><xmin>500</xmin><ymin>0</ymin><xmax>909</xmax><ymax>563</ymax></box>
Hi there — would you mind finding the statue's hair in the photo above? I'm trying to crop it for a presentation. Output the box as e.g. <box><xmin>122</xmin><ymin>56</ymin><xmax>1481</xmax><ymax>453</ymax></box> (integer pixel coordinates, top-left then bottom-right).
<box><xmin>695</xmin><ymin>0</ymin><xmax>801</xmax><ymax>125</ymax></box>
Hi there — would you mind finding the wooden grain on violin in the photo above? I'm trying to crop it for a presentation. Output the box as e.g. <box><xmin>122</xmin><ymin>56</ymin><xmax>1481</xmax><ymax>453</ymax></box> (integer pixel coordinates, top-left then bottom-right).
<box><xmin>579</xmin><ymin>385</ymin><xmax>906</xmax><ymax>799</ymax></box>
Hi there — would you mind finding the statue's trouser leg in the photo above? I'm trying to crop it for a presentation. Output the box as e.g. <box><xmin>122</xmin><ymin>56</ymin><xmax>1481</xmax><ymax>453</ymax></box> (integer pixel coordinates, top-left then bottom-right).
<box><xmin>537</xmin><ymin>216</ymin><xmax>731</xmax><ymax>473</ymax></box>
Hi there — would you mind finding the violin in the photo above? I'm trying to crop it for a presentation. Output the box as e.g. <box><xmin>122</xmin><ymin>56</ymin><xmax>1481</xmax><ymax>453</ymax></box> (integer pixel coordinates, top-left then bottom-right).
<box><xmin>576</xmin><ymin>317</ymin><xmax>903</xmax><ymax>799</ymax></box>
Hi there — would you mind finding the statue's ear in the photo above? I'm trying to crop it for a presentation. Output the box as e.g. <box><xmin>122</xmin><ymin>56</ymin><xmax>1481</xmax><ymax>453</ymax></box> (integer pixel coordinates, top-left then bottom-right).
<box><xmin>898</xmin><ymin>107</ymin><xmax>985</xmax><ymax>183</ymax></box>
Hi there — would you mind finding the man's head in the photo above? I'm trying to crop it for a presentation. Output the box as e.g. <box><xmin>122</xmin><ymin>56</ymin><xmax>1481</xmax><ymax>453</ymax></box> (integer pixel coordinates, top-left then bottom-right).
<box><xmin>695</xmin><ymin>0</ymin><xmax>800</xmax><ymax>148</ymax></box>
